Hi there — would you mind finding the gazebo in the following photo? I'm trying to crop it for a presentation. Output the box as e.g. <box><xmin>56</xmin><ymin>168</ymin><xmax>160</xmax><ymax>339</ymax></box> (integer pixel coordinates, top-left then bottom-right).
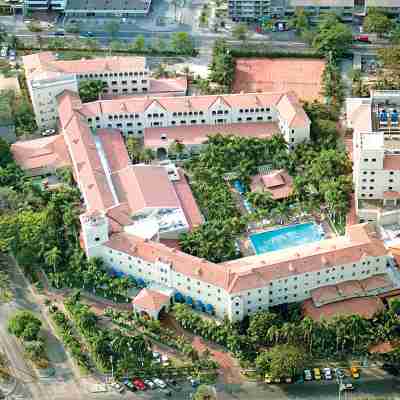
<box><xmin>132</xmin><ymin>288</ymin><xmax>172</xmax><ymax>319</ymax></box>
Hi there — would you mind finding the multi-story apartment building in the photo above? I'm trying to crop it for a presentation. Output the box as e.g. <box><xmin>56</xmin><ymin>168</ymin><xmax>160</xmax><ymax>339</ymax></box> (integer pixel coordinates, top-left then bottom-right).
<box><xmin>24</xmin><ymin>0</ymin><xmax>150</xmax><ymax>16</ymax></box>
<box><xmin>229</xmin><ymin>0</ymin><xmax>400</xmax><ymax>23</ymax></box>
<box><xmin>23</xmin><ymin>52</ymin><xmax>187</xmax><ymax>130</ymax></box>
<box><xmin>80</xmin><ymin>90</ymin><xmax>310</xmax><ymax>152</ymax></box>
<box><xmin>350</xmin><ymin>91</ymin><xmax>400</xmax><ymax>227</ymax></box>
<box><xmin>12</xmin><ymin>89</ymin><xmax>396</xmax><ymax>321</ymax></box>
<box><xmin>23</xmin><ymin>0</ymin><xmax>65</xmax><ymax>12</ymax></box>
<box><xmin>64</xmin><ymin>0</ymin><xmax>151</xmax><ymax>18</ymax></box>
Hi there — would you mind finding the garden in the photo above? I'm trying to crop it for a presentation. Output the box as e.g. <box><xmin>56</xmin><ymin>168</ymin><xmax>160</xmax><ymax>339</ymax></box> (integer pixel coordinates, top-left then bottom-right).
<box><xmin>179</xmin><ymin>104</ymin><xmax>353</xmax><ymax>263</ymax></box>
<box><xmin>172</xmin><ymin>301</ymin><xmax>400</xmax><ymax>380</ymax></box>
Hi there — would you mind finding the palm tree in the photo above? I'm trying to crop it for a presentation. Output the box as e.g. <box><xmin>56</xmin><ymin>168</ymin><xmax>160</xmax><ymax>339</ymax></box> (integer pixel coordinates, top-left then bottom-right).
<box><xmin>44</xmin><ymin>246</ymin><xmax>61</xmax><ymax>275</ymax></box>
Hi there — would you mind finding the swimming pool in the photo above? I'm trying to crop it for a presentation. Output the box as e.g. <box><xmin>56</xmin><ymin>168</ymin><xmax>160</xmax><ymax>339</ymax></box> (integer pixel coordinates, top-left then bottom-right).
<box><xmin>249</xmin><ymin>222</ymin><xmax>324</xmax><ymax>254</ymax></box>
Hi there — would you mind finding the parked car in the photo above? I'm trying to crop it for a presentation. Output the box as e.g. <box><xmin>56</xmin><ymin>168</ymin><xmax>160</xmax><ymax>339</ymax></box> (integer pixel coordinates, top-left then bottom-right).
<box><xmin>8</xmin><ymin>49</ymin><xmax>16</xmax><ymax>62</ymax></box>
<box><xmin>354</xmin><ymin>34</ymin><xmax>371</xmax><ymax>43</ymax></box>
<box><xmin>313</xmin><ymin>368</ymin><xmax>321</xmax><ymax>380</ymax></box>
<box><xmin>122</xmin><ymin>379</ymin><xmax>137</xmax><ymax>392</ymax></box>
<box><xmin>265</xmin><ymin>374</ymin><xmax>272</xmax><ymax>384</ymax></box>
<box><xmin>284</xmin><ymin>377</ymin><xmax>292</xmax><ymax>383</ymax></box>
<box><xmin>153</xmin><ymin>378</ymin><xmax>167</xmax><ymax>389</ymax></box>
<box><xmin>335</xmin><ymin>368</ymin><xmax>345</xmax><ymax>379</ymax></box>
<box><xmin>273</xmin><ymin>377</ymin><xmax>281</xmax><ymax>384</ymax></box>
<box><xmin>152</xmin><ymin>351</ymin><xmax>161</xmax><ymax>360</ymax></box>
<box><xmin>80</xmin><ymin>31</ymin><xmax>94</xmax><ymax>37</ymax></box>
<box><xmin>132</xmin><ymin>378</ymin><xmax>146</xmax><ymax>390</ymax></box>
<box><xmin>1</xmin><ymin>46</ymin><xmax>8</xmax><ymax>58</ymax></box>
<box><xmin>110</xmin><ymin>382</ymin><xmax>124</xmax><ymax>393</ymax></box>
<box><xmin>304</xmin><ymin>369</ymin><xmax>313</xmax><ymax>381</ymax></box>
<box><xmin>42</xmin><ymin>128</ymin><xmax>56</xmax><ymax>136</ymax></box>
<box><xmin>350</xmin><ymin>366</ymin><xmax>360</xmax><ymax>379</ymax></box>
<box><xmin>54</xmin><ymin>30</ymin><xmax>65</xmax><ymax>36</ymax></box>
<box><xmin>188</xmin><ymin>377</ymin><xmax>200</xmax><ymax>387</ymax></box>
<box><xmin>323</xmin><ymin>367</ymin><xmax>332</xmax><ymax>380</ymax></box>
<box><xmin>144</xmin><ymin>379</ymin><xmax>155</xmax><ymax>389</ymax></box>
<box><xmin>166</xmin><ymin>378</ymin><xmax>177</xmax><ymax>386</ymax></box>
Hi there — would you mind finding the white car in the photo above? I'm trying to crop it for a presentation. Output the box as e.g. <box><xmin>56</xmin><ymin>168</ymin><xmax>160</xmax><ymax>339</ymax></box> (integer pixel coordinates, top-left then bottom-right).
<box><xmin>144</xmin><ymin>379</ymin><xmax>155</xmax><ymax>389</ymax></box>
<box><xmin>304</xmin><ymin>369</ymin><xmax>313</xmax><ymax>381</ymax></box>
<box><xmin>110</xmin><ymin>382</ymin><xmax>124</xmax><ymax>393</ymax></box>
<box><xmin>153</xmin><ymin>378</ymin><xmax>167</xmax><ymax>389</ymax></box>
<box><xmin>323</xmin><ymin>367</ymin><xmax>332</xmax><ymax>380</ymax></box>
<box><xmin>42</xmin><ymin>128</ymin><xmax>56</xmax><ymax>136</ymax></box>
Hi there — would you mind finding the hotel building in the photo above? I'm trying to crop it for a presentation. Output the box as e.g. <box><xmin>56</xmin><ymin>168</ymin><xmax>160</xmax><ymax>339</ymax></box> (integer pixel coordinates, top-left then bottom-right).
<box><xmin>349</xmin><ymin>91</ymin><xmax>400</xmax><ymax>229</ymax></box>
<box><xmin>22</xmin><ymin>52</ymin><xmax>187</xmax><ymax>130</ymax></box>
<box><xmin>10</xmin><ymin>89</ymin><xmax>397</xmax><ymax>321</ymax></box>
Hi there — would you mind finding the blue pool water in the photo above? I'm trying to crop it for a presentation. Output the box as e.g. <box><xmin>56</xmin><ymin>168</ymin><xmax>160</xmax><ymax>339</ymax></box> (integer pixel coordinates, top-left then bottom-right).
<box><xmin>249</xmin><ymin>222</ymin><xmax>324</xmax><ymax>254</ymax></box>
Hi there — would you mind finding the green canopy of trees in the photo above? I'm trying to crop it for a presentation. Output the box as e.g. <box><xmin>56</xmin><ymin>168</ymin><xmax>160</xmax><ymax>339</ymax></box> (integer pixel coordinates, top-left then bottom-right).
<box><xmin>209</xmin><ymin>39</ymin><xmax>235</xmax><ymax>90</ymax></box>
<box><xmin>256</xmin><ymin>344</ymin><xmax>307</xmax><ymax>378</ymax></box>
<box><xmin>312</xmin><ymin>14</ymin><xmax>353</xmax><ymax>59</ymax></box>
<box><xmin>8</xmin><ymin>311</ymin><xmax>42</xmax><ymax>341</ymax></box>
<box><xmin>78</xmin><ymin>80</ymin><xmax>107</xmax><ymax>103</ymax></box>
<box><xmin>363</xmin><ymin>8</ymin><xmax>393</xmax><ymax>36</ymax></box>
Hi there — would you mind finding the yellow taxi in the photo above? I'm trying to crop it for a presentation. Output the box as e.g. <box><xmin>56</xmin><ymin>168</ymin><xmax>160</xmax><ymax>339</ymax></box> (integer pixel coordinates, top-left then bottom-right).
<box><xmin>314</xmin><ymin>368</ymin><xmax>322</xmax><ymax>380</ymax></box>
<box><xmin>351</xmin><ymin>366</ymin><xmax>360</xmax><ymax>379</ymax></box>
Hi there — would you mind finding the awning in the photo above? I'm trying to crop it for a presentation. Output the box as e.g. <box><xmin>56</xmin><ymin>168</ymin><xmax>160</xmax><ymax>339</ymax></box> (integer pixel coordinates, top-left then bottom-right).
<box><xmin>383</xmin><ymin>191</ymin><xmax>400</xmax><ymax>199</ymax></box>
<box><xmin>174</xmin><ymin>292</ymin><xmax>184</xmax><ymax>302</ymax></box>
<box><xmin>185</xmin><ymin>296</ymin><xmax>193</xmax><ymax>306</ymax></box>
<box><xmin>136</xmin><ymin>278</ymin><xmax>146</xmax><ymax>287</ymax></box>
<box><xmin>205</xmin><ymin>304</ymin><xmax>214</xmax><ymax>314</ymax></box>
<box><xmin>195</xmin><ymin>300</ymin><xmax>204</xmax><ymax>311</ymax></box>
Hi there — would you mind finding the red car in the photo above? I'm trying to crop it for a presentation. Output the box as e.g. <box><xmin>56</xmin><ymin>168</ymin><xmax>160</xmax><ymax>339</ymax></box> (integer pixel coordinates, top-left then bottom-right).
<box><xmin>132</xmin><ymin>378</ymin><xmax>146</xmax><ymax>391</ymax></box>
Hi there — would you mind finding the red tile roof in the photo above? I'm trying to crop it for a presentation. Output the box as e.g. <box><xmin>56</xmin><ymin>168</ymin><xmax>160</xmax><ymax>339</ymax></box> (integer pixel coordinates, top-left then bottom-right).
<box><xmin>233</xmin><ymin>58</ymin><xmax>326</xmax><ymax>102</ymax></box>
<box><xmin>383</xmin><ymin>191</ymin><xmax>400</xmax><ymax>199</ymax></box>
<box><xmin>11</xmin><ymin>134</ymin><xmax>71</xmax><ymax>172</ymax></box>
<box><xmin>112</xmin><ymin>165</ymin><xmax>180</xmax><ymax>215</ymax></box>
<box><xmin>144</xmin><ymin>122</ymin><xmax>280</xmax><ymax>148</ymax></box>
<box><xmin>368</xmin><ymin>341</ymin><xmax>396</xmax><ymax>354</ymax></box>
<box><xmin>250</xmin><ymin>170</ymin><xmax>293</xmax><ymax>200</ymax></box>
<box><xmin>97</xmin><ymin>129</ymin><xmax>130</xmax><ymax>172</ymax></box>
<box><xmin>23</xmin><ymin>52</ymin><xmax>146</xmax><ymax>80</ymax></box>
<box><xmin>303</xmin><ymin>296</ymin><xmax>384</xmax><ymax>321</ymax></box>
<box><xmin>172</xmin><ymin>168</ymin><xmax>203</xmax><ymax>229</ymax></box>
<box><xmin>383</xmin><ymin>155</ymin><xmax>400</xmax><ymax>170</ymax></box>
<box><xmin>132</xmin><ymin>288</ymin><xmax>170</xmax><ymax>311</ymax></box>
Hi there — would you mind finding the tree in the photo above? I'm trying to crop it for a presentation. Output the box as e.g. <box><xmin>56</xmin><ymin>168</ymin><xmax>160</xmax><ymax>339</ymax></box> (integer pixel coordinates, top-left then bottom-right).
<box><xmin>170</xmin><ymin>32</ymin><xmax>195</xmax><ymax>55</ymax></box>
<box><xmin>0</xmin><ymin>270</ymin><xmax>12</xmax><ymax>303</ymax></box>
<box><xmin>321</xmin><ymin>62</ymin><xmax>345</xmax><ymax>109</ymax></box>
<box><xmin>83</xmin><ymin>38</ymin><xmax>100</xmax><ymax>53</ymax></box>
<box><xmin>312</xmin><ymin>14</ymin><xmax>353</xmax><ymax>59</ymax></box>
<box><xmin>247</xmin><ymin>311</ymin><xmax>281</xmax><ymax>345</ymax></box>
<box><xmin>193</xmin><ymin>385</ymin><xmax>216</xmax><ymax>400</ymax></box>
<box><xmin>255</xmin><ymin>344</ymin><xmax>307</xmax><ymax>379</ymax></box>
<box><xmin>8</xmin><ymin>311</ymin><xmax>42</xmax><ymax>341</ymax></box>
<box><xmin>153</xmin><ymin>63</ymin><xmax>170</xmax><ymax>79</ymax></box>
<box><xmin>0</xmin><ymin>138</ymin><xmax>12</xmax><ymax>167</ymax></box>
<box><xmin>48</xmin><ymin>38</ymin><xmax>66</xmax><ymax>50</ymax></box>
<box><xmin>110</xmin><ymin>40</ymin><xmax>123</xmax><ymax>52</ymax></box>
<box><xmin>125</xmin><ymin>136</ymin><xmax>142</xmax><ymax>163</ymax></box>
<box><xmin>209</xmin><ymin>39</ymin><xmax>235</xmax><ymax>89</ymax></box>
<box><xmin>290</xmin><ymin>8</ymin><xmax>309</xmax><ymax>34</ymax></box>
<box><xmin>14</xmin><ymin>98</ymin><xmax>37</xmax><ymax>136</ymax></box>
<box><xmin>168</xmin><ymin>140</ymin><xmax>185</xmax><ymax>158</ymax></box>
<box><xmin>363</xmin><ymin>8</ymin><xmax>392</xmax><ymax>37</ymax></box>
<box><xmin>232</xmin><ymin>23</ymin><xmax>248</xmax><ymax>43</ymax></box>
<box><xmin>44</xmin><ymin>246</ymin><xmax>61</xmax><ymax>275</ymax></box>
<box><xmin>105</xmin><ymin>20</ymin><xmax>120</xmax><ymax>39</ymax></box>
<box><xmin>132</xmin><ymin>35</ymin><xmax>145</xmax><ymax>53</ymax></box>
<box><xmin>78</xmin><ymin>80</ymin><xmax>107</xmax><ymax>103</ymax></box>
<box><xmin>139</xmin><ymin>148</ymin><xmax>155</xmax><ymax>163</ymax></box>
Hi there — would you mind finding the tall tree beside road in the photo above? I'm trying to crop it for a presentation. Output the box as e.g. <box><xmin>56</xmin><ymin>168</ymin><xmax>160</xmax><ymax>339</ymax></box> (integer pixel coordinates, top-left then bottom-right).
<box><xmin>312</xmin><ymin>14</ymin><xmax>352</xmax><ymax>59</ymax></box>
<box><xmin>8</xmin><ymin>311</ymin><xmax>42</xmax><ymax>342</ymax></box>
<box><xmin>78</xmin><ymin>80</ymin><xmax>107</xmax><ymax>103</ymax></box>
<box><xmin>132</xmin><ymin>35</ymin><xmax>145</xmax><ymax>53</ymax></box>
<box><xmin>363</xmin><ymin>8</ymin><xmax>393</xmax><ymax>37</ymax></box>
<box><xmin>170</xmin><ymin>32</ymin><xmax>195</xmax><ymax>55</ymax></box>
<box><xmin>209</xmin><ymin>39</ymin><xmax>235</xmax><ymax>89</ymax></box>
<box><xmin>289</xmin><ymin>8</ymin><xmax>309</xmax><ymax>34</ymax></box>
<box><xmin>0</xmin><ymin>138</ymin><xmax>13</xmax><ymax>168</ymax></box>
<box><xmin>255</xmin><ymin>344</ymin><xmax>307</xmax><ymax>379</ymax></box>
<box><xmin>232</xmin><ymin>23</ymin><xmax>248</xmax><ymax>44</ymax></box>
<box><xmin>48</xmin><ymin>38</ymin><xmax>66</xmax><ymax>51</ymax></box>
<box><xmin>105</xmin><ymin>20</ymin><xmax>120</xmax><ymax>39</ymax></box>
